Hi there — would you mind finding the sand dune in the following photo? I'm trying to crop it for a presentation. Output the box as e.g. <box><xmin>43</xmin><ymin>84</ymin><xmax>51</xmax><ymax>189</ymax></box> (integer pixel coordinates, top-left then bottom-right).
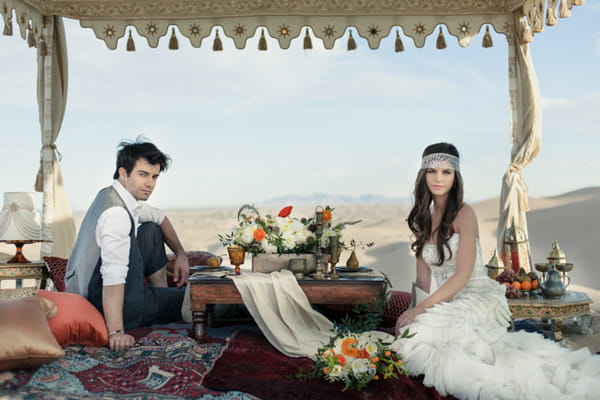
<box><xmin>3</xmin><ymin>187</ymin><xmax>598</xmax><ymax>310</ymax></box>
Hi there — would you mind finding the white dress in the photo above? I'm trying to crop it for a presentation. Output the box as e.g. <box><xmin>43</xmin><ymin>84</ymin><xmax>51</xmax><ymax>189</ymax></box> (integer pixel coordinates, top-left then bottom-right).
<box><xmin>392</xmin><ymin>233</ymin><xmax>600</xmax><ymax>400</ymax></box>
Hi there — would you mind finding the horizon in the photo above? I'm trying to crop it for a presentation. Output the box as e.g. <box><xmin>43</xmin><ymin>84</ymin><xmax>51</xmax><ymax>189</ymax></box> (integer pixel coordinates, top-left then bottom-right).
<box><xmin>1</xmin><ymin>5</ymin><xmax>599</xmax><ymax>211</ymax></box>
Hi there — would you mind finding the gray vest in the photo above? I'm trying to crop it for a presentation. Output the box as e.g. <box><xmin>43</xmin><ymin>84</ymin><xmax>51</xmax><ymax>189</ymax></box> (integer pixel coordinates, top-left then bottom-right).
<box><xmin>65</xmin><ymin>186</ymin><xmax>128</xmax><ymax>296</ymax></box>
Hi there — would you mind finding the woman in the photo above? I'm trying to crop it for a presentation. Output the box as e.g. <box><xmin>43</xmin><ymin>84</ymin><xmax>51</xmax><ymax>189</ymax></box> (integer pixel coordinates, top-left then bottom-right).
<box><xmin>392</xmin><ymin>143</ymin><xmax>599</xmax><ymax>400</ymax></box>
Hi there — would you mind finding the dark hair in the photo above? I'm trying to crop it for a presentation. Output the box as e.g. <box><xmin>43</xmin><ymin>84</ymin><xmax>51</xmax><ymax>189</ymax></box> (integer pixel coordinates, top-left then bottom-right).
<box><xmin>406</xmin><ymin>142</ymin><xmax>464</xmax><ymax>265</ymax></box>
<box><xmin>112</xmin><ymin>137</ymin><xmax>171</xmax><ymax>179</ymax></box>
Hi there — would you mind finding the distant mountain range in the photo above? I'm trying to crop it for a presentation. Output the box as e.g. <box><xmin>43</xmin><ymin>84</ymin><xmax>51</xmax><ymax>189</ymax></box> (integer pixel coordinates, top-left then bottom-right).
<box><xmin>260</xmin><ymin>193</ymin><xmax>410</xmax><ymax>205</ymax></box>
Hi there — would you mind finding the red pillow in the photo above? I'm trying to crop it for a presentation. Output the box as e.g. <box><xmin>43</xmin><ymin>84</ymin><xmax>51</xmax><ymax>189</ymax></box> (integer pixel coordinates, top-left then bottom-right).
<box><xmin>37</xmin><ymin>290</ymin><xmax>108</xmax><ymax>347</ymax></box>
<box><xmin>43</xmin><ymin>256</ymin><xmax>68</xmax><ymax>292</ymax></box>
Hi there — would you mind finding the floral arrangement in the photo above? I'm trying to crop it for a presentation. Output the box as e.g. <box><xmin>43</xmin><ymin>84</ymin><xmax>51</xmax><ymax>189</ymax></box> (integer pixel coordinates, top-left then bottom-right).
<box><xmin>218</xmin><ymin>204</ymin><xmax>360</xmax><ymax>255</ymax></box>
<box><xmin>293</xmin><ymin>326</ymin><xmax>414</xmax><ymax>392</ymax></box>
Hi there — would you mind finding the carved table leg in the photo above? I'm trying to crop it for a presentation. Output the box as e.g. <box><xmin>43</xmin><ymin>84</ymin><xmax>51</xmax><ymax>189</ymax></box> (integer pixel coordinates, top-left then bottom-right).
<box><xmin>577</xmin><ymin>314</ymin><xmax>594</xmax><ymax>335</ymax></box>
<box><xmin>192</xmin><ymin>304</ymin><xmax>207</xmax><ymax>343</ymax></box>
<box><xmin>553</xmin><ymin>318</ymin><xmax>564</xmax><ymax>341</ymax></box>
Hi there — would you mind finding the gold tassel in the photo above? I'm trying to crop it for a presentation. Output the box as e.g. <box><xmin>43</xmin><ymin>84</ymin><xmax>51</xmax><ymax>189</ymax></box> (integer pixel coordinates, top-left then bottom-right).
<box><xmin>572</xmin><ymin>0</ymin><xmax>584</xmax><ymax>5</ymax></box>
<box><xmin>213</xmin><ymin>29</ymin><xmax>223</xmax><ymax>51</ymax></box>
<box><xmin>546</xmin><ymin>0</ymin><xmax>558</xmax><ymax>26</ymax></box>
<box><xmin>3</xmin><ymin>15</ymin><xmax>12</xmax><ymax>36</ymax></box>
<box><xmin>559</xmin><ymin>0</ymin><xmax>571</xmax><ymax>18</ymax></box>
<box><xmin>38</xmin><ymin>37</ymin><xmax>47</xmax><ymax>56</ymax></box>
<box><xmin>168</xmin><ymin>27</ymin><xmax>179</xmax><ymax>50</ymax></box>
<box><xmin>126</xmin><ymin>29</ymin><xmax>136</xmax><ymax>52</ymax></box>
<box><xmin>258</xmin><ymin>29</ymin><xmax>267</xmax><ymax>51</ymax></box>
<box><xmin>347</xmin><ymin>30</ymin><xmax>357</xmax><ymax>51</ymax></box>
<box><xmin>303</xmin><ymin>28</ymin><xmax>312</xmax><ymax>50</ymax></box>
<box><xmin>522</xmin><ymin>21</ymin><xmax>533</xmax><ymax>43</ymax></box>
<box><xmin>27</xmin><ymin>26</ymin><xmax>36</xmax><ymax>47</ymax></box>
<box><xmin>533</xmin><ymin>3</ymin><xmax>544</xmax><ymax>33</ymax></box>
<box><xmin>436</xmin><ymin>27</ymin><xmax>446</xmax><ymax>50</ymax></box>
<box><xmin>395</xmin><ymin>30</ymin><xmax>404</xmax><ymax>52</ymax></box>
<box><xmin>482</xmin><ymin>26</ymin><xmax>493</xmax><ymax>48</ymax></box>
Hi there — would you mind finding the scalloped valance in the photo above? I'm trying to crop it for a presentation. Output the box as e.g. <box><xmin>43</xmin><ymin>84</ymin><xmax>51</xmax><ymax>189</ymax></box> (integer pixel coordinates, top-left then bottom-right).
<box><xmin>2</xmin><ymin>0</ymin><xmax>586</xmax><ymax>51</ymax></box>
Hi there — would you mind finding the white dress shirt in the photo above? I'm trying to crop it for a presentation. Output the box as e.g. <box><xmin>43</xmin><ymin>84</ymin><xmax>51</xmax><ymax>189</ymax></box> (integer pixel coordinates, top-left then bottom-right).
<box><xmin>95</xmin><ymin>180</ymin><xmax>165</xmax><ymax>286</ymax></box>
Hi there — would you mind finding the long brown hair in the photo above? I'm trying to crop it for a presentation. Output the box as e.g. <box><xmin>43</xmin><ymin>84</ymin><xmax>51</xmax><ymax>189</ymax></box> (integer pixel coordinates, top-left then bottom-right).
<box><xmin>406</xmin><ymin>143</ymin><xmax>464</xmax><ymax>265</ymax></box>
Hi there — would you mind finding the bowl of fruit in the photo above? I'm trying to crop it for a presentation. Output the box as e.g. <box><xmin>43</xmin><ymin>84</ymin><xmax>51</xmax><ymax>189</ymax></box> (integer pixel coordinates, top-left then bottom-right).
<box><xmin>496</xmin><ymin>268</ymin><xmax>541</xmax><ymax>299</ymax></box>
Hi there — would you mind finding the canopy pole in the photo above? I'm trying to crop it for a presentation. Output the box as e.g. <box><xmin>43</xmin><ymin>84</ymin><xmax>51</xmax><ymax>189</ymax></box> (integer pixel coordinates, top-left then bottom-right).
<box><xmin>497</xmin><ymin>12</ymin><xmax>542</xmax><ymax>252</ymax></box>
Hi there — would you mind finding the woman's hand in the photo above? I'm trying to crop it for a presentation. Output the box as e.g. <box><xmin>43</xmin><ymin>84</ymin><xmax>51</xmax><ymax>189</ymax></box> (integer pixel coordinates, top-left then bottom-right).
<box><xmin>395</xmin><ymin>307</ymin><xmax>423</xmax><ymax>334</ymax></box>
<box><xmin>109</xmin><ymin>331</ymin><xmax>135</xmax><ymax>351</ymax></box>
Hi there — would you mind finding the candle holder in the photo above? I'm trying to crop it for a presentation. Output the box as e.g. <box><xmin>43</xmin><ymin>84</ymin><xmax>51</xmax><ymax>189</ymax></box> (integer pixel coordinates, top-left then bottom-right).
<box><xmin>313</xmin><ymin>206</ymin><xmax>325</xmax><ymax>279</ymax></box>
<box><xmin>501</xmin><ymin>218</ymin><xmax>531</xmax><ymax>273</ymax></box>
<box><xmin>485</xmin><ymin>249</ymin><xmax>505</xmax><ymax>280</ymax></box>
<box><xmin>227</xmin><ymin>245</ymin><xmax>245</xmax><ymax>275</ymax></box>
<box><xmin>328</xmin><ymin>236</ymin><xmax>340</xmax><ymax>279</ymax></box>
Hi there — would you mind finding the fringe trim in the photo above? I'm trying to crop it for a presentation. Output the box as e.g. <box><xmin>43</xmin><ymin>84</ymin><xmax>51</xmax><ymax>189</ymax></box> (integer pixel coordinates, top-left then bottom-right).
<box><xmin>27</xmin><ymin>25</ymin><xmax>36</xmax><ymax>47</ymax></box>
<box><xmin>258</xmin><ymin>29</ymin><xmax>267</xmax><ymax>50</ymax></box>
<box><xmin>347</xmin><ymin>30</ymin><xmax>357</xmax><ymax>51</ymax></box>
<box><xmin>533</xmin><ymin>2</ymin><xmax>544</xmax><ymax>33</ymax></box>
<box><xmin>38</xmin><ymin>38</ymin><xmax>47</xmax><ymax>56</ymax></box>
<box><xmin>546</xmin><ymin>0</ymin><xmax>558</xmax><ymax>26</ymax></box>
<box><xmin>521</xmin><ymin>20</ymin><xmax>533</xmax><ymax>43</ymax></box>
<box><xmin>559</xmin><ymin>0</ymin><xmax>571</xmax><ymax>18</ymax></box>
<box><xmin>395</xmin><ymin>30</ymin><xmax>404</xmax><ymax>52</ymax></box>
<box><xmin>436</xmin><ymin>27</ymin><xmax>446</xmax><ymax>50</ymax></box>
<box><xmin>126</xmin><ymin>29</ymin><xmax>135</xmax><ymax>52</ymax></box>
<box><xmin>213</xmin><ymin>30</ymin><xmax>223</xmax><ymax>51</ymax></box>
<box><xmin>482</xmin><ymin>26</ymin><xmax>493</xmax><ymax>48</ymax></box>
<box><xmin>168</xmin><ymin>27</ymin><xmax>179</xmax><ymax>50</ymax></box>
<box><xmin>3</xmin><ymin>15</ymin><xmax>12</xmax><ymax>36</ymax></box>
<box><xmin>303</xmin><ymin>28</ymin><xmax>312</xmax><ymax>50</ymax></box>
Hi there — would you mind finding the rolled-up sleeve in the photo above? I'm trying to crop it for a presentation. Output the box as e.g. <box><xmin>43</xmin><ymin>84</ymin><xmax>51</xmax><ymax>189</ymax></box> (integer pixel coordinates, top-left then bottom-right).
<box><xmin>138</xmin><ymin>203</ymin><xmax>165</xmax><ymax>225</ymax></box>
<box><xmin>96</xmin><ymin>207</ymin><xmax>131</xmax><ymax>286</ymax></box>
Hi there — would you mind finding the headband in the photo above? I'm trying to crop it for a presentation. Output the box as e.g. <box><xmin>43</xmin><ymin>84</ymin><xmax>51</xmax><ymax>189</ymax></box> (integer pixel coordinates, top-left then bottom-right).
<box><xmin>421</xmin><ymin>153</ymin><xmax>460</xmax><ymax>172</ymax></box>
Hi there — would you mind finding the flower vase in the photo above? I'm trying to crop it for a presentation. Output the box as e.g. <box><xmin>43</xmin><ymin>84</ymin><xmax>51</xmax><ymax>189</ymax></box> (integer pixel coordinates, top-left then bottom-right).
<box><xmin>252</xmin><ymin>253</ymin><xmax>317</xmax><ymax>274</ymax></box>
<box><xmin>346</xmin><ymin>250</ymin><xmax>359</xmax><ymax>268</ymax></box>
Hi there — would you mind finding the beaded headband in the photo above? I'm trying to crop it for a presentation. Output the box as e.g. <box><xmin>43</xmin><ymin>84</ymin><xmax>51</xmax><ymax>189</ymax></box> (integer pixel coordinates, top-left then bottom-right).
<box><xmin>421</xmin><ymin>153</ymin><xmax>460</xmax><ymax>172</ymax></box>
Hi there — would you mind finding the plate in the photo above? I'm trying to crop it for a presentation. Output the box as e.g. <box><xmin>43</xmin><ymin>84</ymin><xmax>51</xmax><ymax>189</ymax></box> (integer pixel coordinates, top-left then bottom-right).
<box><xmin>191</xmin><ymin>265</ymin><xmax>232</xmax><ymax>272</ymax></box>
<box><xmin>335</xmin><ymin>266</ymin><xmax>373</xmax><ymax>273</ymax></box>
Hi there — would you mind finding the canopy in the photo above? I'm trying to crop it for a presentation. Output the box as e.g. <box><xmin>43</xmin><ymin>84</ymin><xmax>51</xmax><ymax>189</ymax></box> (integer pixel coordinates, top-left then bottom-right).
<box><xmin>0</xmin><ymin>0</ymin><xmax>586</xmax><ymax>258</ymax></box>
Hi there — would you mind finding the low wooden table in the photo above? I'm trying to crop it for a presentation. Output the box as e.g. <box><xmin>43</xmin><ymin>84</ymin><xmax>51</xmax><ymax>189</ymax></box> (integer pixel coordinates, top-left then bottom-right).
<box><xmin>0</xmin><ymin>261</ymin><xmax>47</xmax><ymax>289</ymax></box>
<box><xmin>189</xmin><ymin>274</ymin><xmax>386</xmax><ymax>342</ymax></box>
<box><xmin>507</xmin><ymin>291</ymin><xmax>593</xmax><ymax>341</ymax></box>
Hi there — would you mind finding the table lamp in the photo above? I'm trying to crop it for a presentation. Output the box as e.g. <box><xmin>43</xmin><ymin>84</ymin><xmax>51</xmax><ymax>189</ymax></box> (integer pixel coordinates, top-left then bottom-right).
<box><xmin>0</xmin><ymin>192</ymin><xmax>42</xmax><ymax>263</ymax></box>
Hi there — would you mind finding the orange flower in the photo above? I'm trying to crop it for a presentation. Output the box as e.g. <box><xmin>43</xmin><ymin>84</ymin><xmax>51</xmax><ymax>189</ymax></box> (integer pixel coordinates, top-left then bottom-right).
<box><xmin>278</xmin><ymin>206</ymin><xmax>293</xmax><ymax>217</ymax></box>
<box><xmin>323</xmin><ymin>367</ymin><xmax>330</xmax><ymax>374</ymax></box>
<box><xmin>322</xmin><ymin>209</ymin><xmax>332</xmax><ymax>223</ymax></box>
<box><xmin>341</xmin><ymin>338</ymin><xmax>359</xmax><ymax>357</ymax></box>
<box><xmin>385</xmin><ymin>351</ymin><xmax>391</xmax><ymax>357</ymax></box>
<box><xmin>253</xmin><ymin>228</ymin><xmax>266</xmax><ymax>241</ymax></box>
<box><xmin>373</xmin><ymin>375</ymin><xmax>380</xmax><ymax>380</ymax></box>
<box><xmin>333</xmin><ymin>353</ymin><xmax>346</xmax><ymax>366</ymax></box>
<box><xmin>372</xmin><ymin>356</ymin><xmax>380</xmax><ymax>363</ymax></box>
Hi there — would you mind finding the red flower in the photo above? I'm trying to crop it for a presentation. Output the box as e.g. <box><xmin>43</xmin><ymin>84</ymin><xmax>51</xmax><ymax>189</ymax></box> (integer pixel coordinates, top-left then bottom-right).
<box><xmin>333</xmin><ymin>353</ymin><xmax>346</xmax><ymax>366</ymax></box>
<box><xmin>253</xmin><ymin>228</ymin><xmax>266</xmax><ymax>241</ymax></box>
<box><xmin>278</xmin><ymin>206</ymin><xmax>293</xmax><ymax>218</ymax></box>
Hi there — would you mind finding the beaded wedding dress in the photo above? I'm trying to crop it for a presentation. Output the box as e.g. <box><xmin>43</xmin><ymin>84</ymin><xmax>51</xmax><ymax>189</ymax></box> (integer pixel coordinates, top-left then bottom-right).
<box><xmin>392</xmin><ymin>233</ymin><xmax>600</xmax><ymax>400</ymax></box>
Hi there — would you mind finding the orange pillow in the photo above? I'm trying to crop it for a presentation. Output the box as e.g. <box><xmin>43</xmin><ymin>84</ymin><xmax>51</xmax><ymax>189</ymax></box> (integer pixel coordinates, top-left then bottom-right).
<box><xmin>37</xmin><ymin>290</ymin><xmax>109</xmax><ymax>347</ymax></box>
<box><xmin>0</xmin><ymin>296</ymin><xmax>65</xmax><ymax>371</ymax></box>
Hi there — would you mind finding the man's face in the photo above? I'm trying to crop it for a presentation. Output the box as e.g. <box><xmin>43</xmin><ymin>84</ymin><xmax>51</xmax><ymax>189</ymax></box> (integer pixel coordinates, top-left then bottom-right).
<box><xmin>118</xmin><ymin>158</ymin><xmax>161</xmax><ymax>201</ymax></box>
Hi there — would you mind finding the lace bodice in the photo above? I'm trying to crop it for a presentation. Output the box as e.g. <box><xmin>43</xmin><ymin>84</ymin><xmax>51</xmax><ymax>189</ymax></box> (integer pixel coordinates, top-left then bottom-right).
<box><xmin>422</xmin><ymin>233</ymin><xmax>487</xmax><ymax>287</ymax></box>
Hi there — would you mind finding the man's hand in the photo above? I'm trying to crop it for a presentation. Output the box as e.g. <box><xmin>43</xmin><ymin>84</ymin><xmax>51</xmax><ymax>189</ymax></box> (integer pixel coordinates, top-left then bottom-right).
<box><xmin>109</xmin><ymin>331</ymin><xmax>135</xmax><ymax>351</ymax></box>
<box><xmin>172</xmin><ymin>253</ymin><xmax>189</xmax><ymax>287</ymax></box>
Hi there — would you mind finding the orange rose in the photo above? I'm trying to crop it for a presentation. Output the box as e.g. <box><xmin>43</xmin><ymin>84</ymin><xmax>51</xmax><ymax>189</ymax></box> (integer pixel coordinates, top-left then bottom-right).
<box><xmin>322</xmin><ymin>209</ymin><xmax>332</xmax><ymax>223</ymax></box>
<box><xmin>253</xmin><ymin>228</ymin><xmax>266</xmax><ymax>241</ymax></box>
<box><xmin>341</xmin><ymin>338</ymin><xmax>359</xmax><ymax>357</ymax></box>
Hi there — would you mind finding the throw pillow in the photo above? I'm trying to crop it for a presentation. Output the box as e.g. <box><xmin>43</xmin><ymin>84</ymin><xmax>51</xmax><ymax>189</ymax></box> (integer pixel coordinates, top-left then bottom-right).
<box><xmin>37</xmin><ymin>290</ymin><xmax>109</xmax><ymax>347</ymax></box>
<box><xmin>0</xmin><ymin>296</ymin><xmax>65</xmax><ymax>371</ymax></box>
<box><xmin>42</xmin><ymin>256</ymin><xmax>68</xmax><ymax>292</ymax></box>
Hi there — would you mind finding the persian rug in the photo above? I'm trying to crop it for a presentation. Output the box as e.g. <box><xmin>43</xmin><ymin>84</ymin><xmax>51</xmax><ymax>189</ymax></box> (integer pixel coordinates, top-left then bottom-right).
<box><xmin>203</xmin><ymin>329</ymin><xmax>458</xmax><ymax>400</ymax></box>
<box><xmin>0</xmin><ymin>327</ymin><xmax>258</xmax><ymax>400</ymax></box>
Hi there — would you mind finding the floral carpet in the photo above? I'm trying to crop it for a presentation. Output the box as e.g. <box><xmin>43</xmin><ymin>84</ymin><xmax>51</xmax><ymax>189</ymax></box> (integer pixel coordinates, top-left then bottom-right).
<box><xmin>0</xmin><ymin>327</ymin><xmax>258</xmax><ymax>400</ymax></box>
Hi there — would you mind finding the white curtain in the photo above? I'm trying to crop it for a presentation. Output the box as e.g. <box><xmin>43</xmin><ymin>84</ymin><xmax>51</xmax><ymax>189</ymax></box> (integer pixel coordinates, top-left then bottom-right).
<box><xmin>496</xmin><ymin>15</ymin><xmax>542</xmax><ymax>252</ymax></box>
<box><xmin>35</xmin><ymin>16</ymin><xmax>76</xmax><ymax>258</ymax></box>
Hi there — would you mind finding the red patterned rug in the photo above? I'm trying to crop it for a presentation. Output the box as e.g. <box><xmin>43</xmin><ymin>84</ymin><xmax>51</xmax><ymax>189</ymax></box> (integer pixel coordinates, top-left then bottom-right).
<box><xmin>203</xmin><ymin>329</ymin><xmax>457</xmax><ymax>400</ymax></box>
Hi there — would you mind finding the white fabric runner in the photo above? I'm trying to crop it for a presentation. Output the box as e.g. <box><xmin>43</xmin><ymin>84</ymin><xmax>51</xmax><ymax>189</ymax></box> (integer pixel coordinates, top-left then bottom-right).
<box><xmin>232</xmin><ymin>270</ymin><xmax>335</xmax><ymax>360</ymax></box>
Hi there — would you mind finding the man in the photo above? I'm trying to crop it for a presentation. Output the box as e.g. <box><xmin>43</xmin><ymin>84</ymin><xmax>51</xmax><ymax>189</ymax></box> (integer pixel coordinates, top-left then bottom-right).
<box><xmin>65</xmin><ymin>139</ymin><xmax>189</xmax><ymax>351</ymax></box>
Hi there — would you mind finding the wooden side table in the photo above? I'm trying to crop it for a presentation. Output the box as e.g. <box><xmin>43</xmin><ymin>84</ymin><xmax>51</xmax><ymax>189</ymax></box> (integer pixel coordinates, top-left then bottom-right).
<box><xmin>0</xmin><ymin>261</ymin><xmax>48</xmax><ymax>289</ymax></box>
<box><xmin>507</xmin><ymin>291</ymin><xmax>593</xmax><ymax>341</ymax></box>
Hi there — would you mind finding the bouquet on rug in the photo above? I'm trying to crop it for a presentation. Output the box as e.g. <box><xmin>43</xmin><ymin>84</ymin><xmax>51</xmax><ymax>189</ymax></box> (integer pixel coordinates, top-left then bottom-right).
<box><xmin>218</xmin><ymin>204</ymin><xmax>360</xmax><ymax>255</ymax></box>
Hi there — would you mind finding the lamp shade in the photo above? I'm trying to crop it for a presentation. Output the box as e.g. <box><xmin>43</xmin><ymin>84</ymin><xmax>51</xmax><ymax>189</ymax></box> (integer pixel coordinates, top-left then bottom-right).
<box><xmin>0</xmin><ymin>192</ymin><xmax>41</xmax><ymax>241</ymax></box>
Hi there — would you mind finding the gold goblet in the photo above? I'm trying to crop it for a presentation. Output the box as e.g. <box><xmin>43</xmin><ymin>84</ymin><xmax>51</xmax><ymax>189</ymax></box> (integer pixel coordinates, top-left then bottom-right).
<box><xmin>227</xmin><ymin>246</ymin><xmax>245</xmax><ymax>275</ymax></box>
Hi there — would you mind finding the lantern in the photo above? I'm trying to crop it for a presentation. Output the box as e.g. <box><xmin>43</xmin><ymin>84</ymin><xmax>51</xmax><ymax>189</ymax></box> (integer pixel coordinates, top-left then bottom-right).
<box><xmin>485</xmin><ymin>249</ymin><xmax>505</xmax><ymax>279</ymax></box>
<box><xmin>502</xmin><ymin>218</ymin><xmax>531</xmax><ymax>273</ymax></box>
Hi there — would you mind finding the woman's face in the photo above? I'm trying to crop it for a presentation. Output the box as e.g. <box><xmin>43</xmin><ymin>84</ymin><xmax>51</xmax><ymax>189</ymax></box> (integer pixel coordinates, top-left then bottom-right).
<box><xmin>425</xmin><ymin>165</ymin><xmax>455</xmax><ymax>197</ymax></box>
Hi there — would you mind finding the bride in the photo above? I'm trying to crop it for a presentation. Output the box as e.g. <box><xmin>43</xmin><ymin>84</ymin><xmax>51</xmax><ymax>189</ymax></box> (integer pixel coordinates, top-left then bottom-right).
<box><xmin>392</xmin><ymin>143</ymin><xmax>599</xmax><ymax>400</ymax></box>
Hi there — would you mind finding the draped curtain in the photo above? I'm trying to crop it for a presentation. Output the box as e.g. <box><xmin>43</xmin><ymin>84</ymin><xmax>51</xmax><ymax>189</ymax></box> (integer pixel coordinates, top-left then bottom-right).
<box><xmin>35</xmin><ymin>16</ymin><xmax>76</xmax><ymax>258</ymax></box>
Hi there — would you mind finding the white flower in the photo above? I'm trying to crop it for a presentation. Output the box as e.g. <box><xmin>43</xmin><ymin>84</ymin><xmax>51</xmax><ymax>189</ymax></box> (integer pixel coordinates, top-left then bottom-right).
<box><xmin>351</xmin><ymin>358</ymin><xmax>370</xmax><ymax>377</ymax></box>
<box><xmin>261</xmin><ymin>241</ymin><xmax>277</xmax><ymax>254</ymax></box>
<box><xmin>329</xmin><ymin>364</ymin><xmax>344</xmax><ymax>378</ymax></box>
<box><xmin>280</xmin><ymin>231</ymin><xmax>297</xmax><ymax>250</ymax></box>
<box><xmin>239</xmin><ymin>223</ymin><xmax>258</xmax><ymax>244</ymax></box>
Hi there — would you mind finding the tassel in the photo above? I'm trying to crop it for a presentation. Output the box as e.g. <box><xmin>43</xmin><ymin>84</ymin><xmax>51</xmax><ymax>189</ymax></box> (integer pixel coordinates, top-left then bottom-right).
<box><xmin>571</xmin><ymin>0</ymin><xmax>584</xmax><ymax>5</ymax></box>
<box><xmin>533</xmin><ymin>3</ymin><xmax>544</xmax><ymax>33</ymax></box>
<box><xmin>38</xmin><ymin>38</ymin><xmax>47</xmax><ymax>56</ymax></box>
<box><xmin>303</xmin><ymin>28</ymin><xmax>312</xmax><ymax>50</ymax></box>
<box><xmin>168</xmin><ymin>27</ymin><xmax>179</xmax><ymax>50</ymax></box>
<box><xmin>27</xmin><ymin>26</ymin><xmax>36</xmax><ymax>47</ymax></box>
<box><xmin>395</xmin><ymin>30</ymin><xmax>404</xmax><ymax>52</ymax></box>
<box><xmin>436</xmin><ymin>27</ymin><xmax>446</xmax><ymax>49</ymax></box>
<box><xmin>559</xmin><ymin>0</ymin><xmax>571</xmax><ymax>18</ymax></box>
<box><xmin>347</xmin><ymin>30</ymin><xmax>356</xmax><ymax>51</ymax></box>
<box><xmin>213</xmin><ymin>30</ymin><xmax>223</xmax><ymax>51</ymax></box>
<box><xmin>522</xmin><ymin>22</ymin><xmax>533</xmax><ymax>43</ymax></box>
<box><xmin>482</xmin><ymin>26</ymin><xmax>493</xmax><ymax>48</ymax></box>
<box><xmin>3</xmin><ymin>15</ymin><xmax>12</xmax><ymax>36</ymax></box>
<box><xmin>546</xmin><ymin>0</ymin><xmax>558</xmax><ymax>26</ymax></box>
<box><xmin>126</xmin><ymin>29</ymin><xmax>135</xmax><ymax>51</ymax></box>
<box><xmin>258</xmin><ymin>29</ymin><xmax>267</xmax><ymax>51</ymax></box>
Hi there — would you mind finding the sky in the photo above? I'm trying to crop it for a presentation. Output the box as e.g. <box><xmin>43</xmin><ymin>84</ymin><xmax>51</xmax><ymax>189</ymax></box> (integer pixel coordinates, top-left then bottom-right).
<box><xmin>1</xmin><ymin>5</ymin><xmax>599</xmax><ymax>213</ymax></box>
